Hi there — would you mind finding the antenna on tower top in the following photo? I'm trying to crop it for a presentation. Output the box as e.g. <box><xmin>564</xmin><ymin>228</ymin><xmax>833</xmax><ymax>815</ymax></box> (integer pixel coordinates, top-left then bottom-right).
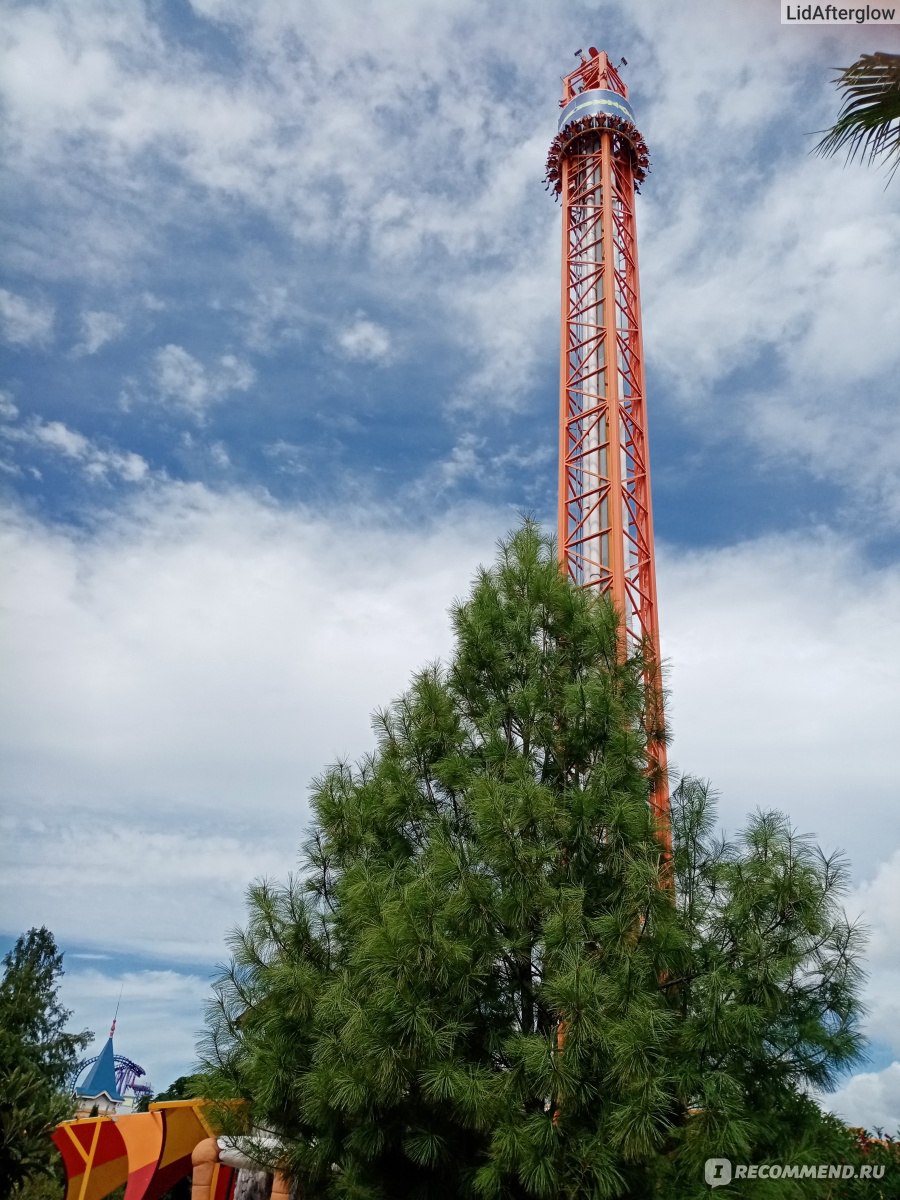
<box><xmin>109</xmin><ymin>983</ymin><xmax>124</xmax><ymax>1039</ymax></box>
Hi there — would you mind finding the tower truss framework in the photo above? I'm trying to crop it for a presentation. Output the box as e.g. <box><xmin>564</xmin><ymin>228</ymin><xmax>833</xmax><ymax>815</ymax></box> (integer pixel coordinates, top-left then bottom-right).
<box><xmin>546</xmin><ymin>50</ymin><xmax>671</xmax><ymax>857</ymax></box>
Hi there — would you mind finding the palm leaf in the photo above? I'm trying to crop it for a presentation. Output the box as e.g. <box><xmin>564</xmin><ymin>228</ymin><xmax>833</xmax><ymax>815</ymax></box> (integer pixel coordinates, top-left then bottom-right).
<box><xmin>814</xmin><ymin>52</ymin><xmax>900</xmax><ymax>180</ymax></box>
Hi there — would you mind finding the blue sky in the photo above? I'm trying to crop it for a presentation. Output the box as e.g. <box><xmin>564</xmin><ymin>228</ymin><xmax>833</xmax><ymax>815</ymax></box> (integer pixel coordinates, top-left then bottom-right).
<box><xmin>2</xmin><ymin>0</ymin><xmax>899</xmax><ymax>1132</ymax></box>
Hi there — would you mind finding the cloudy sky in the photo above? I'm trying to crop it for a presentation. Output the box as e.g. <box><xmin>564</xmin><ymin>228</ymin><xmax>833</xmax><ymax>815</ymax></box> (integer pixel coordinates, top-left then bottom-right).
<box><xmin>1</xmin><ymin>0</ymin><xmax>899</xmax><ymax>1134</ymax></box>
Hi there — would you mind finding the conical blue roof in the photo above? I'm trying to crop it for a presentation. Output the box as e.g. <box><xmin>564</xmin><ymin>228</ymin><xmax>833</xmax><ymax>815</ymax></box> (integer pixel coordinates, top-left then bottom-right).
<box><xmin>75</xmin><ymin>1035</ymin><xmax>121</xmax><ymax>1101</ymax></box>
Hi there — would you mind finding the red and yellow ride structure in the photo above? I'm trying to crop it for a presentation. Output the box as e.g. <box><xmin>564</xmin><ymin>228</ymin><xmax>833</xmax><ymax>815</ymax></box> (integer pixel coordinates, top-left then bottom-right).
<box><xmin>52</xmin><ymin>1101</ymin><xmax>242</xmax><ymax>1200</ymax></box>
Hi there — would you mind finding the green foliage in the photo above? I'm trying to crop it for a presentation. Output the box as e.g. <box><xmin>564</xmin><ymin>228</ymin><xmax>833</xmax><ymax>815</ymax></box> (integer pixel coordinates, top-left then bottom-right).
<box><xmin>9</xmin><ymin>1163</ymin><xmax>67</xmax><ymax>1200</ymax></box>
<box><xmin>135</xmin><ymin>1073</ymin><xmax>202</xmax><ymax>1113</ymax></box>
<box><xmin>0</xmin><ymin>927</ymin><xmax>92</xmax><ymax>1198</ymax></box>
<box><xmin>200</xmin><ymin>523</ymin><xmax>869</xmax><ymax>1199</ymax></box>
<box><xmin>815</xmin><ymin>52</ymin><xmax>900</xmax><ymax>181</ymax></box>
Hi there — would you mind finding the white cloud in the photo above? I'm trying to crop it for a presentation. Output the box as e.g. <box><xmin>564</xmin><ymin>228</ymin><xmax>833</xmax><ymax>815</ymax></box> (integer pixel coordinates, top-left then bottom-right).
<box><xmin>641</xmin><ymin>156</ymin><xmax>900</xmax><ymax>518</ymax></box>
<box><xmin>661</xmin><ymin>533</ymin><xmax>900</xmax><ymax>876</ymax></box>
<box><xmin>29</xmin><ymin>420</ymin><xmax>91</xmax><ymax>458</ymax></box>
<box><xmin>209</xmin><ymin>440</ymin><xmax>231</xmax><ymax>468</ymax></box>
<box><xmin>841</xmin><ymin>852</ymin><xmax>900</xmax><ymax>1084</ymax></box>
<box><xmin>851</xmin><ymin>851</ymin><xmax>900</xmax><ymax>973</ymax></box>
<box><xmin>234</xmin><ymin>282</ymin><xmax>311</xmax><ymax>353</ymax></box>
<box><xmin>435</xmin><ymin>432</ymin><xmax>485</xmax><ymax>488</ymax></box>
<box><xmin>827</xmin><ymin>1063</ymin><xmax>900</xmax><ymax>1136</ymax></box>
<box><xmin>263</xmin><ymin>439</ymin><xmax>308</xmax><ymax>474</ymax></box>
<box><xmin>75</xmin><ymin>309</ymin><xmax>126</xmax><ymax>356</ymax></box>
<box><xmin>408</xmin><ymin>433</ymin><xmax>554</xmax><ymax>500</ymax></box>
<box><xmin>154</xmin><ymin>345</ymin><xmax>208</xmax><ymax>410</ymax></box>
<box><xmin>0</xmin><ymin>415</ymin><xmax>150</xmax><ymax>483</ymax></box>
<box><xmin>0</xmin><ymin>485</ymin><xmax>500</xmax><ymax>861</ymax></box>
<box><xmin>628</xmin><ymin>6</ymin><xmax>900</xmax><ymax>524</ymax></box>
<box><xmin>0</xmin><ymin>287</ymin><xmax>54</xmax><ymax>347</ymax></box>
<box><xmin>336</xmin><ymin>315</ymin><xmax>393</xmax><ymax>365</ymax></box>
<box><xmin>0</xmin><ymin>391</ymin><xmax>20</xmax><ymax>421</ymax></box>
<box><xmin>445</xmin><ymin>218</ymin><xmax>558</xmax><ymax>410</ymax></box>
<box><xmin>1</xmin><ymin>818</ymin><xmax>281</xmax><ymax>964</ymax></box>
<box><xmin>153</xmin><ymin>344</ymin><xmax>255</xmax><ymax>418</ymax></box>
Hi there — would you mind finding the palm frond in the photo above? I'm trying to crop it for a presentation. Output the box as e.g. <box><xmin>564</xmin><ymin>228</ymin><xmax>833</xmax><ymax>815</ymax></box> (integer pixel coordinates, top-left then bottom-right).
<box><xmin>814</xmin><ymin>52</ymin><xmax>900</xmax><ymax>180</ymax></box>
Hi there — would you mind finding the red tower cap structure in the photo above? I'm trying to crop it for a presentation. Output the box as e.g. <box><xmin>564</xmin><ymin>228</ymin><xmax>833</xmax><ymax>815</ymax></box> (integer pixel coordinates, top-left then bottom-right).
<box><xmin>547</xmin><ymin>50</ymin><xmax>671</xmax><ymax>862</ymax></box>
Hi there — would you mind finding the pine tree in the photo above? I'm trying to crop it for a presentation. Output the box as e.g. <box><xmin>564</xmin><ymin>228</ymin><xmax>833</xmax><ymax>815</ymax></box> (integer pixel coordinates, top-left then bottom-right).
<box><xmin>0</xmin><ymin>927</ymin><xmax>92</xmax><ymax>1197</ymax></box>
<box><xmin>201</xmin><ymin>522</ymin><xmax>867</xmax><ymax>1199</ymax></box>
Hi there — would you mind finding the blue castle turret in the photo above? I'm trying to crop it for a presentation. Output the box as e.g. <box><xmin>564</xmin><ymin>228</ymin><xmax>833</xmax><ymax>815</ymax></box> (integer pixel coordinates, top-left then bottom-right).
<box><xmin>72</xmin><ymin>1012</ymin><xmax>152</xmax><ymax>1115</ymax></box>
<box><xmin>74</xmin><ymin>1030</ymin><xmax>122</xmax><ymax>1109</ymax></box>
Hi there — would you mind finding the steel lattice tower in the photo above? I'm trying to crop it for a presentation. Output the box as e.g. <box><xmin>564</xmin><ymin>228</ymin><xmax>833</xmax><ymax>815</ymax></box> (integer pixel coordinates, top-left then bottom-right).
<box><xmin>546</xmin><ymin>49</ymin><xmax>671</xmax><ymax>859</ymax></box>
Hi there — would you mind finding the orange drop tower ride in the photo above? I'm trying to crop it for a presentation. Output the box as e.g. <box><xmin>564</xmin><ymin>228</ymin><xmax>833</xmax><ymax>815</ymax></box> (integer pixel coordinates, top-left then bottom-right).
<box><xmin>546</xmin><ymin>49</ymin><xmax>671</xmax><ymax>859</ymax></box>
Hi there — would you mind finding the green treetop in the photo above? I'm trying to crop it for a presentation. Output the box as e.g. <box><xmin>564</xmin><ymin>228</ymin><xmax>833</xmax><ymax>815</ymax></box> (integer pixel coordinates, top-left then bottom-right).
<box><xmin>200</xmin><ymin>522</ymin><xmax>868</xmax><ymax>1199</ymax></box>
<box><xmin>1</xmin><ymin>927</ymin><xmax>92</xmax><ymax>1197</ymax></box>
